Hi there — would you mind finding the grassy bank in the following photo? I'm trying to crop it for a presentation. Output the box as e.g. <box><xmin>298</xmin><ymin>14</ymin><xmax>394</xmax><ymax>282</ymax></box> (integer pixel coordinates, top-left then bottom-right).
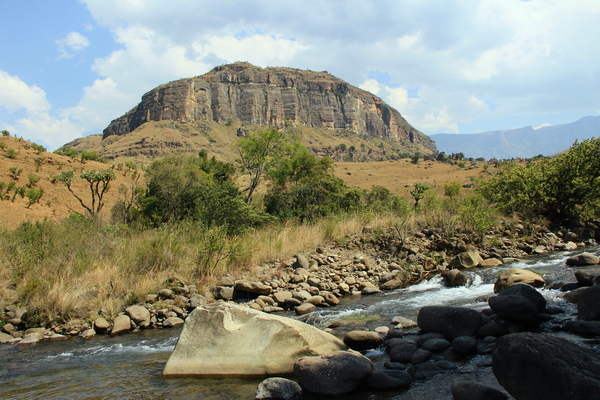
<box><xmin>0</xmin><ymin>185</ymin><xmax>506</xmax><ymax>328</ymax></box>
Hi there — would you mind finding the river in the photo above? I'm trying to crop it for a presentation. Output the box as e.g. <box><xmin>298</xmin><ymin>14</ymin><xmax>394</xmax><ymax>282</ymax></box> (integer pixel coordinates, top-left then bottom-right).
<box><xmin>1</xmin><ymin>247</ymin><xmax>599</xmax><ymax>399</ymax></box>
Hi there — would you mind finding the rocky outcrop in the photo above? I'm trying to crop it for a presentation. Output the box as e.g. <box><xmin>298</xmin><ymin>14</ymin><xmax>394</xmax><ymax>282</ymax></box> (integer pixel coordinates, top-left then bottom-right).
<box><xmin>102</xmin><ymin>62</ymin><xmax>436</xmax><ymax>153</ymax></box>
<box><xmin>162</xmin><ymin>302</ymin><xmax>346</xmax><ymax>376</ymax></box>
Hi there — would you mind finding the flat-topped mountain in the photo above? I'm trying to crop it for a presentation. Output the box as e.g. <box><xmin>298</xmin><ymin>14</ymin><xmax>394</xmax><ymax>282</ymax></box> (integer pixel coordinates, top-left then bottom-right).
<box><xmin>65</xmin><ymin>63</ymin><xmax>436</xmax><ymax>163</ymax></box>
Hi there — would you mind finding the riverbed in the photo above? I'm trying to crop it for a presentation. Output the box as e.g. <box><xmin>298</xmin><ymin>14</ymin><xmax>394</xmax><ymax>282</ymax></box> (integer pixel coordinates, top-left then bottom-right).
<box><xmin>1</xmin><ymin>247</ymin><xmax>599</xmax><ymax>399</ymax></box>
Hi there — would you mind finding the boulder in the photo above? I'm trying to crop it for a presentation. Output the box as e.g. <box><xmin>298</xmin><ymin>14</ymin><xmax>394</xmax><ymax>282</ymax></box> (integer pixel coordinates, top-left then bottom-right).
<box><xmin>294</xmin><ymin>303</ymin><xmax>316</xmax><ymax>315</ymax></box>
<box><xmin>392</xmin><ymin>316</ymin><xmax>417</xmax><ymax>329</ymax></box>
<box><xmin>163</xmin><ymin>303</ymin><xmax>346</xmax><ymax>376</ymax></box>
<box><xmin>295</xmin><ymin>254</ymin><xmax>310</xmax><ymax>269</ymax></box>
<box><xmin>255</xmin><ymin>377</ymin><xmax>302</xmax><ymax>400</ymax></box>
<box><xmin>0</xmin><ymin>331</ymin><xmax>14</xmax><ymax>344</ymax></box>
<box><xmin>417</xmin><ymin>306</ymin><xmax>483</xmax><ymax>339</ymax></box>
<box><xmin>162</xmin><ymin>317</ymin><xmax>184</xmax><ymax>327</ymax></box>
<box><xmin>493</xmin><ymin>332</ymin><xmax>600</xmax><ymax>400</ymax></box>
<box><xmin>566</xmin><ymin>253</ymin><xmax>600</xmax><ymax>266</ymax></box>
<box><xmin>488</xmin><ymin>295</ymin><xmax>540</xmax><ymax>326</ymax></box>
<box><xmin>380</xmin><ymin>279</ymin><xmax>403</xmax><ymax>290</ymax></box>
<box><xmin>578</xmin><ymin>284</ymin><xmax>600</xmax><ymax>321</ymax></box>
<box><xmin>293</xmin><ymin>351</ymin><xmax>372</xmax><ymax>395</ymax></box>
<box><xmin>441</xmin><ymin>270</ymin><xmax>468</xmax><ymax>287</ymax></box>
<box><xmin>451</xmin><ymin>381</ymin><xmax>508</xmax><ymax>400</ymax></box>
<box><xmin>366</xmin><ymin>370</ymin><xmax>413</xmax><ymax>389</ymax></box>
<box><xmin>125</xmin><ymin>305</ymin><xmax>151</xmax><ymax>328</ymax></box>
<box><xmin>343</xmin><ymin>331</ymin><xmax>384</xmax><ymax>351</ymax></box>
<box><xmin>449</xmin><ymin>251</ymin><xmax>483</xmax><ymax>269</ymax></box>
<box><xmin>188</xmin><ymin>294</ymin><xmax>208</xmax><ymax>308</ymax></box>
<box><xmin>498</xmin><ymin>283</ymin><xmax>546</xmax><ymax>312</ymax></box>
<box><xmin>574</xmin><ymin>270</ymin><xmax>596</xmax><ymax>286</ymax></box>
<box><xmin>493</xmin><ymin>268</ymin><xmax>545</xmax><ymax>293</ymax></box>
<box><xmin>111</xmin><ymin>315</ymin><xmax>131</xmax><ymax>336</ymax></box>
<box><xmin>79</xmin><ymin>328</ymin><xmax>96</xmax><ymax>340</ymax></box>
<box><xmin>571</xmin><ymin>320</ymin><xmax>600</xmax><ymax>336</ymax></box>
<box><xmin>214</xmin><ymin>286</ymin><xmax>234</xmax><ymax>300</ymax></box>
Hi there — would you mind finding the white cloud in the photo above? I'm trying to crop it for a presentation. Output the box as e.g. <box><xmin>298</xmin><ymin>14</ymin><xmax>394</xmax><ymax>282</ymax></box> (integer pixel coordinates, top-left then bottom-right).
<box><xmin>534</xmin><ymin>123</ymin><xmax>552</xmax><ymax>130</ymax></box>
<box><xmin>56</xmin><ymin>32</ymin><xmax>91</xmax><ymax>59</ymax></box>
<box><xmin>0</xmin><ymin>70</ymin><xmax>50</xmax><ymax>114</ymax></box>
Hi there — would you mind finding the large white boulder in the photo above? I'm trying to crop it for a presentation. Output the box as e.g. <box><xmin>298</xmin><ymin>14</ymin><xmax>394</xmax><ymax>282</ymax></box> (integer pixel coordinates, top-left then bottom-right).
<box><xmin>163</xmin><ymin>302</ymin><xmax>346</xmax><ymax>376</ymax></box>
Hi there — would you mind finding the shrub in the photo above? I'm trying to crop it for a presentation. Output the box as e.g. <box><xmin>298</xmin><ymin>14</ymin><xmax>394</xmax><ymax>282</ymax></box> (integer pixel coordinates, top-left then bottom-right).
<box><xmin>444</xmin><ymin>182</ymin><xmax>461</xmax><ymax>199</ymax></box>
<box><xmin>25</xmin><ymin>188</ymin><xmax>43</xmax><ymax>208</ymax></box>
<box><xmin>1</xmin><ymin>130</ymin><xmax>9</xmax><ymax>137</ymax></box>
<box><xmin>477</xmin><ymin>137</ymin><xmax>600</xmax><ymax>225</ymax></box>
<box><xmin>8</xmin><ymin>167</ymin><xmax>22</xmax><ymax>180</ymax></box>
<box><xmin>6</xmin><ymin>148</ymin><xmax>18</xmax><ymax>159</ymax></box>
<box><xmin>27</xmin><ymin>174</ymin><xmax>40</xmax><ymax>188</ymax></box>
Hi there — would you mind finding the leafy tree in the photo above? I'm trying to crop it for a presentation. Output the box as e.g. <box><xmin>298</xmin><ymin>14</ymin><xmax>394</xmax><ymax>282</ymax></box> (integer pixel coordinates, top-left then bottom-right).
<box><xmin>410</xmin><ymin>183</ymin><xmax>430</xmax><ymax>208</ymax></box>
<box><xmin>1</xmin><ymin>130</ymin><xmax>9</xmax><ymax>137</ymax></box>
<box><xmin>54</xmin><ymin>168</ymin><xmax>116</xmax><ymax>217</ymax></box>
<box><xmin>477</xmin><ymin>137</ymin><xmax>600</xmax><ymax>225</ymax></box>
<box><xmin>27</xmin><ymin>174</ymin><xmax>40</xmax><ymax>188</ymax></box>
<box><xmin>235</xmin><ymin>128</ymin><xmax>289</xmax><ymax>203</ymax></box>
<box><xmin>141</xmin><ymin>152</ymin><xmax>271</xmax><ymax>234</ymax></box>
<box><xmin>9</xmin><ymin>167</ymin><xmax>22</xmax><ymax>180</ymax></box>
<box><xmin>25</xmin><ymin>188</ymin><xmax>43</xmax><ymax>208</ymax></box>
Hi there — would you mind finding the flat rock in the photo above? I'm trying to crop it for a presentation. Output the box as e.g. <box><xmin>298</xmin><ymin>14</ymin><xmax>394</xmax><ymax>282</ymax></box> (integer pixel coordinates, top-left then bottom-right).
<box><xmin>366</xmin><ymin>370</ymin><xmax>413</xmax><ymax>389</ymax></box>
<box><xmin>163</xmin><ymin>303</ymin><xmax>346</xmax><ymax>376</ymax></box>
<box><xmin>343</xmin><ymin>330</ymin><xmax>384</xmax><ymax>350</ymax></box>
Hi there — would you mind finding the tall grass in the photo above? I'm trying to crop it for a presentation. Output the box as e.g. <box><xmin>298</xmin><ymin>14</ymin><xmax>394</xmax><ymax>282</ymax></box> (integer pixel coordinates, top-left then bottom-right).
<box><xmin>0</xmin><ymin>190</ymin><xmax>502</xmax><ymax>325</ymax></box>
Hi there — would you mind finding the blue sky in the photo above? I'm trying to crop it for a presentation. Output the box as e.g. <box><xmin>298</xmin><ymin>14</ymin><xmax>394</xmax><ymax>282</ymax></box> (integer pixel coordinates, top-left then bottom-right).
<box><xmin>1</xmin><ymin>0</ymin><xmax>599</xmax><ymax>150</ymax></box>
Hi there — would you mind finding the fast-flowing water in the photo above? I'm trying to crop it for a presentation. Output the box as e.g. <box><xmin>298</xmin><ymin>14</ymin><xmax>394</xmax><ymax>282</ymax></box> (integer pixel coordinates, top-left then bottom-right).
<box><xmin>1</xmin><ymin>247</ymin><xmax>599</xmax><ymax>400</ymax></box>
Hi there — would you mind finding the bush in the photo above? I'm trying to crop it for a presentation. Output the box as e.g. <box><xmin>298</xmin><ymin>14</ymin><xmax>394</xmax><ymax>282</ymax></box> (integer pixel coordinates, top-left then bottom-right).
<box><xmin>6</xmin><ymin>148</ymin><xmax>18</xmax><ymax>159</ymax></box>
<box><xmin>444</xmin><ymin>182</ymin><xmax>461</xmax><ymax>199</ymax></box>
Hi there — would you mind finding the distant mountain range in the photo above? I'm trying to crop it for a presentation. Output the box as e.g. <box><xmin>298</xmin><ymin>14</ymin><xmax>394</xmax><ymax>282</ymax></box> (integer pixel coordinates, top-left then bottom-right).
<box><xmin>428</xmin><ymin>115</ymin><xmax>600</xmax><ymax>160</ymax></box>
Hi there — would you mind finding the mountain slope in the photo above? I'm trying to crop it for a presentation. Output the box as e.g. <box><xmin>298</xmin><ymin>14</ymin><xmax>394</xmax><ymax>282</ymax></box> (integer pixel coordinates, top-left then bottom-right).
<box><xmin>429</xmin><ymin>115</ymin><xmax>600</xmax><ymax>159</ymax></box>
<box><xmin>64</xmin><ymin>63</ymin><xmax>436</xmax><ymax>163</ymax></box>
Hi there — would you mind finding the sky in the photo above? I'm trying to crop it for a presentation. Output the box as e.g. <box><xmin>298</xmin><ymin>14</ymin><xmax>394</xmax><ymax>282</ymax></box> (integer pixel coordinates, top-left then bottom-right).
<box><xmin>1</xmin><ymin>0</ymin><xmax>599</xmax><ymax>151</ymax></box>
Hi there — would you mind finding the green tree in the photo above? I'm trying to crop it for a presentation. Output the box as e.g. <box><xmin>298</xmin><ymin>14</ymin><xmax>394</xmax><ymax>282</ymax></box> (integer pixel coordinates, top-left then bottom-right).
<box><xmin>1</xmin><ymin>130</ymin><xmax>9</xmax><ymax>137</ymax></box>
<box><xmin>410</xmin><ymin>183</ymin><xmax>430</xmax><ymax>208</ymax></box>
<box><xmin>141</xmin><ymin>152</ymin><xmax>271</xmax><ymax>234</ymax></box>
<box><xmin>54</xmin><ymin>168</ymin><xmax>116</xmax><ymax>217</ymax></box>
<box><xmin>235</xmin><ymin>128</ymin><xmax>289</xmax><ymax>203</ymax></box>
<box><xmin>444</xmin><ymin>182</ymin><xmax>461</xmax><ymax>199</ymax></box>
<box><xmin>9</xmin><ymin>167</ymin><xmax>22</xmax><ymax>180</ymax></box>
<box><xmin>25</xmin><ymin>188</ymin><xmax>43</xmax><ymax>208</ymax></box>
<box><xmin>27</xmin><ymin>174</ymin><xmax>40</xmax><ymax>188</ymax></box>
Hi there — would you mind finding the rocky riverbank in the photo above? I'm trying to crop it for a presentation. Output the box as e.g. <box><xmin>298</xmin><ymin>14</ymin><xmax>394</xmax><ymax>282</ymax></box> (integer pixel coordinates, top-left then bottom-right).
<box><xmin>1</xmin><ymin>222</ymin><xmax>598</xmax><ymax>346</ymax></box>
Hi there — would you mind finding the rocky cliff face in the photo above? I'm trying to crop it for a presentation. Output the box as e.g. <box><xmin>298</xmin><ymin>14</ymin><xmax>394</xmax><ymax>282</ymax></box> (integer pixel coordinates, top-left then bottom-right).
<box><xmin>103</xmin><ymin>63</ymin><xmax>436</xmax><ymax>153</ymax></box>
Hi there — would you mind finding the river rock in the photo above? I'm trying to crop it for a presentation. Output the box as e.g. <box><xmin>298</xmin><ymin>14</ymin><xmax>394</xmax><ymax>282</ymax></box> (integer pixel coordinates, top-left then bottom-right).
<box><xmin>380</xmin><ymin>279</ymin><xmax>403</xmax><ymax>290</ymax></box>
<box><xmin>422</xmin><ymin>338</ymin><xmax>451</xmax><ymax>352</ymax></box>
<box><xmin>163</xmin><ymin>303</ymin><xmax>346</xmax><ymax>375</ymax></box>
<box><xmin>492</xmin><ymin>332</ymin><xmax>600</xmax><ymax>400</ymax></box>
<box><xmin>17</xmin><ymin>336</ymin><xmax>38</xmax><ymax>346</ymax></box>
<box><xmin>367</xmin><ymin>370</ymin><xmax>413</xmax><ymax>389</ymax></box>
<box><xmin>441</xmin><ymin>270</ymin><xmax>468</xmax><ymax>287</ymax></box>
<box><xmin>273</xmin><ymin>291</ymin><xmax>293</xmax><ymax>304</ymax></box>
<box><xmin>293</xmin><ymin>350</ymin><xmax>372</xmax><ymax>395</ymax></box>
<box><xmin>126</xmin><ymin>305</ymin><xmax>151</xmax><ymax>328</ymax></box>
<box><xmin>79</xmin><ymin>328</ymin><xmax>96</xmax><ymax>340</ymax></box>
<box><xmin>214</xmin><ymin>286</ymin><xmax>234</xmax><ymax>300</ymax></box>
<box><xmin>0</xmin><ymin>331</ymin><xmax>13</xmax><ymax>344</ymax></box>
<box><xmin>295</xmin><ymin>254</ymin><xmax>310</xmax><ymax>269</ymax></box>
<box><xmin>478</xmin><ymin>258</ymin><xmax>503</xmax><ymax>268</ymax></box>
<box><xmin>417</xmin><ymin>306</ymin><xmax>483</xmax><ymax>339</ymax></box>
<box><xmin>578</xmin><ymin>284</ymin><xmax>600</xmax><ymax>321</ymax></box>
<box><xmin>158</xmin><ymin>288</ymin><xmax>174</xmax><ymax>299</ymax></box>
<box><xmin>574</xmin><ymin>270</ymin><xmax>596</xmax><ymax>286</ymax></box>
<box><xmin>449</xmin><ymin>251</ymin><xmax>483</xmax><ymax>269</ymax></box>
<box><xmin>498</xmin><ymin>283</ymin><xmax>546</xmax><ymax>312</ymax></box>
<box><xmin>493</xmin><ymin>268</ymin><xmax>545</xmax><ymax>293</ymax></box>
<box><xmin>163</xmin><ymin>317</ymin><xmax>184</xmax><ymax>327</ymax></box>
<box><xmin>294</xmin><ymin>303</ymin><xmax>316</xmax><ymax>315</ymax></box>
<box><xmin>557</xmin><ymin>241</ymin><xmax>578</xmax><ymax>251</ymax></box>
<box><xmin>411</xmin><ymin>349</ymin><xmax>432</xmax><ymax>364</ymax></box>
<box><xmin>188</xmin><ymin>294</ymin><xmax>208</xmax><ymax>308</ymax></box>
<box><xmin>451</xmin><ymin>381</ymin><xmax>508</xmax><ymax>400</ymax></box>
<box><xmin>478</xmin><ymin>322</ymin><xmax>508</xmax><ymax>338</ymax></box>
<box><xmin>389</xmin><ymin>342</ymin><xmax>418</xmax><ymax>363</ymax></box>
<box><xmin>255</xmin><ymin>377</ymin><xmax>302</xmax><ymax>400</ymax></box>
<box><xmin>235</xmin><ymin>281</ymin><xmax>272</xmax><ymax>295</ymax></box>
<box><xmin>451</xmin><ymin>336</ymin><xmax>478</xmax><ymax>354</ymax></box>
<box><xmin>94</xmin><ymin>317</ymin><xmax>110</xmax><ymax>332</ymax></box>
<box><xmin>343</xmin><ymin>330</ymin><xmax>384</xmax><ymax>350</ymax></box>
<box><xmin>566</xmin><ymin>253</ymin><xmax>600</xmax><ymax>266</ymax></box>
<box><xmin>571</xmin><ymin>320</ymin><xmax>600</xmax><ymax>336</ymax></box>
<box><xmin>392</xmin><ymin>316</ymin><xmax>417</xmax><ymax>329</ymax></box>
<box><xmin>488</xmin><ymin>295</ymin><xmax>540</xmax><ymax>326</ymax></box>
<box><xmin>111</xmin><ymin>315</ymin><xmax>131</xmax><ymax>336</ymax></box>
